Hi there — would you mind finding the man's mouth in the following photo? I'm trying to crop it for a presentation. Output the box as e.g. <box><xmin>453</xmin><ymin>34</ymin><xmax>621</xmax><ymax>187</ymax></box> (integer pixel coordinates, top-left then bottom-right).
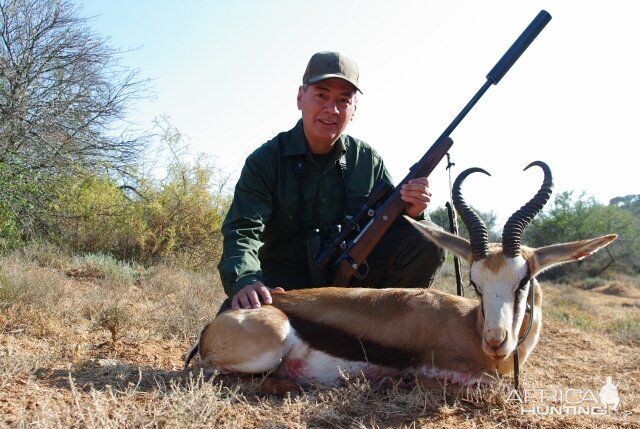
<box><xmin>318</xmin><ymin>118</ymin><xmax>337</xmax><ymax>126</ymax></box>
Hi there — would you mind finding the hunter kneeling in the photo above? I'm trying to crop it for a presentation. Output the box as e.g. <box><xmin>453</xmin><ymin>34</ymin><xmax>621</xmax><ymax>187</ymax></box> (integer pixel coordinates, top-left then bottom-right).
<box><xmin>216</xmin><ymin>51</ymin><xmax>445</xmax><ymax>311</ymax></box>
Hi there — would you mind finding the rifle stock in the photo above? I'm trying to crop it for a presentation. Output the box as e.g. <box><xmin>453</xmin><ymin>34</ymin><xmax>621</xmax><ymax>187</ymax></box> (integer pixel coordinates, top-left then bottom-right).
<box><xmin>329</xmin><ymin>10</ymin><xmax>552</xmax><ymax>285</ymax></box>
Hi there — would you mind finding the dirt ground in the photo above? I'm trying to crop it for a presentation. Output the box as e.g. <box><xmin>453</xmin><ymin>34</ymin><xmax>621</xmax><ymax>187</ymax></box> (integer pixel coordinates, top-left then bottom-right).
<box><xmin>1</xmin><ymin>267</ymin><xmax>639</xmax><ymax>428</ymax></box>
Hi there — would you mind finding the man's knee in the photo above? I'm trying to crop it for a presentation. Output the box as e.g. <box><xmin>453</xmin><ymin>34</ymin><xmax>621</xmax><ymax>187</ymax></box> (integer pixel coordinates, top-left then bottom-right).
<box><xmin>372</xmin><ymin>217</ymin><xmax>446</xmax><ymax>287</ymax></box>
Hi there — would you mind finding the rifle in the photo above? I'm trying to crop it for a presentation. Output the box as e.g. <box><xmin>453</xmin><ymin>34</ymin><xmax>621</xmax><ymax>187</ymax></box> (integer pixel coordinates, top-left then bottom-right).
<box><xmin>315</xmin><ymin>10</ymin><xmax>552</xmax><ymax>285</ymax></box>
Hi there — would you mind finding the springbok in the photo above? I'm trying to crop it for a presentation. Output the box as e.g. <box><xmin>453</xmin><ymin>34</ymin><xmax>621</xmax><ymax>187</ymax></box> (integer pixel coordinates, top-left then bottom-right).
<box><xmin>185</xmin><ymin>161</ymin><xmax>616</xmax><ymax>388</ymax></box>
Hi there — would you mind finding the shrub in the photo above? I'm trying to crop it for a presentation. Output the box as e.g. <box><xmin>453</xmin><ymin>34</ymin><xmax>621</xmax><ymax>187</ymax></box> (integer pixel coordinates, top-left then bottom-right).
<box><xmin>0</xmin><ymin>268</ymin><xmax>18</xmax><ymax>306</ymax></box>
<box><xmin>93</xmin><ymin>304</ymin><xmax>133</xmax><ymax>343</ymax></box>
<box><xmin>42</xmin><ymin>157</ymin><xmax>231</xmax><ymax>270</ymax></box>
<box><xmin>16</xmin><ymin>242</ymin><xmax>72</xmax><ymax>270</ymax></box>
<box><xmin>136</xmin><ymin>158</ymin><xmax>230</xmax><ymax>269</ymax></box>
<box><xmin>50</xmin><ymin>174</ymin><xmax>146</xmax><ymax>261</ymax></box>
<box><xmin>606</xmin><ymin>318</ymin><xmax>640</xmax><ymax>345</ymax></box>
<box><xmin>578</xmin><ymin>277</ymin><xmax>607</xmax><ymax>290</ymax></box>
<box><xmin>0</xmin><ymin>204</ymin><xmax>22</xmax><ymax>250</ymax></box>
<box><xmin>68</xmin><ymin>253</ymin><xmax>142</xmax><ymax>287</ymax></box>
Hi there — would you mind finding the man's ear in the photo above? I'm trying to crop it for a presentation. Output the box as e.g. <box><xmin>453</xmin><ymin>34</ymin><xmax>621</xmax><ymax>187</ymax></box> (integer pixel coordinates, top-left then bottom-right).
<box><xmin>297</xmin><ymin>86</ymin><xmax>304</xmax><ymax>110</ymax></box>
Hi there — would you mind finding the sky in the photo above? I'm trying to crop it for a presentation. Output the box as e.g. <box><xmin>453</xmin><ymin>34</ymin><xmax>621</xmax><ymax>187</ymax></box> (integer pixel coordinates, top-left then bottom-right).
<box><xmin>80</xmin><ymin>0</ymin><xmax>639</xmax><ymax>226</ymax></box>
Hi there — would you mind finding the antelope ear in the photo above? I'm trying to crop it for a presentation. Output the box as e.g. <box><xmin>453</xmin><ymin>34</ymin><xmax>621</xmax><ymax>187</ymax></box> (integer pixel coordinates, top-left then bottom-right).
<box><xmin>407</xmin><ymin>216</ymin><xmax>473</xmax><ymax>262</ymax></box>
<box><xmin>532</xmin><ymin>234</ymin><xmax>617</xmax><ymax>276</ymax></box>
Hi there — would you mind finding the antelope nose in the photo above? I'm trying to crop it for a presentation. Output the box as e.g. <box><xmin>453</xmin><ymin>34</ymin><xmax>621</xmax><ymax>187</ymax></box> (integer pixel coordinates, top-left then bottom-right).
<box><xmin>484</xmin><ymin>328</ymin><xmax>507</xmax><ymax>349</ymax></box>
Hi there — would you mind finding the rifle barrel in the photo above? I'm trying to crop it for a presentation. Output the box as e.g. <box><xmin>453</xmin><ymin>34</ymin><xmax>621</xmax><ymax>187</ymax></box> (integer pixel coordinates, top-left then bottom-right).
<box><xmin>440</xmin><ymin>10</ymin><xmax>552</xmax><ymax>141</ymax></box>
<box><xmin>487</xmin><ymin>10</ymin><xmax>552</xmax><ymax>85</ymax></box>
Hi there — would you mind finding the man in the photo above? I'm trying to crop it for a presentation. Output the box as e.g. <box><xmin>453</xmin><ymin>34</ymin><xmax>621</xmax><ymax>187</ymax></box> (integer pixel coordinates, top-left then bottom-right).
<box><xmin>218</xmin><ymin>51</ymin><xmax>445</xmax><ymax>310</ymax></box>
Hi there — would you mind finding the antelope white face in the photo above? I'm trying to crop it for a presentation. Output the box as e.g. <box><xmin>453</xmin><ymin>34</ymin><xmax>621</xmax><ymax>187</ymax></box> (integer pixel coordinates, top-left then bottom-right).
<box><xmin>470</xmin><ymin>255</ymin><xmax>530</xmax><ymax>360</ymax></box>
<box><xmin>435</xmin><ymin>161</ymin><xmax>554</xmax><ymax>359</ymax></box>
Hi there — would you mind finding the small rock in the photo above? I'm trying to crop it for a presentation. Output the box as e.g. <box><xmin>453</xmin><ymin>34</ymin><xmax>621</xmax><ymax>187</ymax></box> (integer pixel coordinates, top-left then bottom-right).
<box><xmin>97</xmin><ymin>358</ymin><xmax>120</xmax><ymax>367</ymax></box>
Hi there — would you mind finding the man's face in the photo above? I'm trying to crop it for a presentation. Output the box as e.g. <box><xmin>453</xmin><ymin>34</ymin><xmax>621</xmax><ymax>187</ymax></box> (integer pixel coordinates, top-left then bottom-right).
<box><xmin>297</xmin><ymin>78</ymin><xmax>357</xmax><ymax>154</ymax></box>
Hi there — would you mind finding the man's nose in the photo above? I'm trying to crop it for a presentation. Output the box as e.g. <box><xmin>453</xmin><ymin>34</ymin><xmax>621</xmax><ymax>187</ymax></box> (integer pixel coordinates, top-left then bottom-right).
<box><xmin>322</xmin><ymin>100</ymin><xmax>339</xmax><ymax>113</ymax></box>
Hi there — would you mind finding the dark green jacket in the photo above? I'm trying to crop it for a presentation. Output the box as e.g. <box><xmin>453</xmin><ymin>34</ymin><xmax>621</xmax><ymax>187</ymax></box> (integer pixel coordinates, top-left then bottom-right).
<box><xmin>218</xmin><ymin>120</ymin><xmax>393</xmax><ymax>297</ymax></box>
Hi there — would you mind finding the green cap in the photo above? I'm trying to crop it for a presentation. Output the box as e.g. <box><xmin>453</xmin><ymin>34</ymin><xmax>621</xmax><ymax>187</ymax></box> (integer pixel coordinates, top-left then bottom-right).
<box><xmin>302</xmin><ymin>51</ymin><xmax>361</xmax><ymax>93</ymax></box>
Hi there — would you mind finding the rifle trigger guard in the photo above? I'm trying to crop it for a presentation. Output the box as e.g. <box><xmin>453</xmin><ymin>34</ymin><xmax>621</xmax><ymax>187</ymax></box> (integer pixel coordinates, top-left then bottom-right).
<box><xmin>354</xmin><ymin>260</ymin><xmax>369</xmax><ymax>280</ymax></box>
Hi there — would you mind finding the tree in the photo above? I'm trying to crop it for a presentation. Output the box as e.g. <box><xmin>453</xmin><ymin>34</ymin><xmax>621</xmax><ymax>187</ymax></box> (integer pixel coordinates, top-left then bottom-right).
<box><xmin>525</xmin><ymin>191</ymin><xmax>597</xmax><ymax>247</ymax></box>
<box><xmin>584</xmin><ymin>203</ymin><xmax>640</xmax><ymax>274</ymax></box>
<box><xmin>0</xmin><ymin>0</ymin><xmax>149</xmax><ymax>241</ymax></box>
<box><xmin>609</xmin><ymin>194</ymin><xmax>640</xmax><ymax>217</ymax></box>
<box><xmin>526</xmin><ymin>191</ymin><xmax>638</xmax><ymax>278</ymax></box>
<box><xmin>429</xmin><ymin>205</ymin><xmax>500</xmax><ymax>242</ymax></box>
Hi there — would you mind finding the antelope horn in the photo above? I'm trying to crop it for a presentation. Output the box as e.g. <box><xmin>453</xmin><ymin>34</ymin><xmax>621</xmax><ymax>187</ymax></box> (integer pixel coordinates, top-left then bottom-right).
<box><xmin>452</xmin><ymin>167</ymin><xmax>491</xmax><ymax>261</ymax></box>
<box><xmin>502</xmin><ymin>161</ymin><xmax>554</xmax><ymax>258</ymax></box>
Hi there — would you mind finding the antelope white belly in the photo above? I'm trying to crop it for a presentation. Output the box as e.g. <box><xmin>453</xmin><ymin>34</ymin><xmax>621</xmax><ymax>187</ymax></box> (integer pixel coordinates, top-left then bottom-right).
<box><xmin>280</xmin><ymin>328</ymin><xmax>398</xmax><ymax>386</ymax></box>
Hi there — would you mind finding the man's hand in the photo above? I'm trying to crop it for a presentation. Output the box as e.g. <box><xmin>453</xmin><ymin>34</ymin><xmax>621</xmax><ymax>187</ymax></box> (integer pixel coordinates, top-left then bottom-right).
<box><xmin>231</xmin><ymin>281</ymin><xmax>285</xmax><ymax>310</ymax></box>
<box><xmin>400</xmin><ymin>177</ymin><xmax>432</xmax><ymax>218</ymax></box>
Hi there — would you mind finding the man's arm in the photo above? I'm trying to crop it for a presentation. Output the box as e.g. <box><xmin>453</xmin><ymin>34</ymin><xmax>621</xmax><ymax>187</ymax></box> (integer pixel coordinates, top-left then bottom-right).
<box><xmin>217</xmin><ymin>150</ymin><xmax>275</xmax><ymax>300</ymax></box>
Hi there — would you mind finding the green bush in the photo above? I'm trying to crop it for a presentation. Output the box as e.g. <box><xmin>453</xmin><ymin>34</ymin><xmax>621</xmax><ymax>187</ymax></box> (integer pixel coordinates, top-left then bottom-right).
<box><xmin>51</xmin><ymin>174</ymin><xmax>146</xmax><ymax>260</ymax></box>
<box><xmin>44</xmin><ymin>158</ymin><xmax>231</xmax><ymax>270</ymax></box>
<box><xmin>0</xmin><ymin>163</ymin><xmax>49</xmax><ymax>248</ymax></box>
<box><xmin>69</xmin><ymin>253</ymin><xmax>142</xmax><ymax>286</ymax></box>
<box><xmin>136</xmin><ymin>159</ymin><xmax>230</xmax><ymax>268</ymax></box>
<box><xmin>0</xmin><ymin>204</ymin><xmax>22</xmax><ymax>250</ymax></box>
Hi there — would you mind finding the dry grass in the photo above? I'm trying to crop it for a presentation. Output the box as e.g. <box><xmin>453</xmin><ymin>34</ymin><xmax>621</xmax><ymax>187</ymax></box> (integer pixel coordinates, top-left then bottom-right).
<box><xmin>1</xmin><ymin>247</ymin><xmax>639</xmax><ymax>428</ymax></box>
